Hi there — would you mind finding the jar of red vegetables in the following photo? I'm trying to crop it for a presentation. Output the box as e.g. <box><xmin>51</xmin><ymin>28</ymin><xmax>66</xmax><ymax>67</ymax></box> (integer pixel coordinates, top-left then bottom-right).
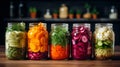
<box><xmin>71</xmin><ymin>23</ymin><xmax>92</xmax><ymax>60</ymax></box>
<box><xmin>50</xmin><ymin>23</ymin><xmax>70</xmax><ymax>60</ymax></box>
<box><xmin>27</xmin><ymin>22</ymin><xmax>48</xmax><ymax>60</ymax></box>
<box><xmin>94</xmin><ymin>23</ymin><xmax>114</xmax><ymax>60</ymax></box>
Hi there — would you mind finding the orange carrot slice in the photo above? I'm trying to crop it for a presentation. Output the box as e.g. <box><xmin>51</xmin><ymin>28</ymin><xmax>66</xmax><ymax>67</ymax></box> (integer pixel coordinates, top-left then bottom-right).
<box><xmin>28</xmin><ymin>22</ymin><xmax>48</xmax><ymax>53</ymax></box>
<box><xmin>50</xmin><ymin>45</ymin><xmax>69</xmax><ymax>60</ymax></box>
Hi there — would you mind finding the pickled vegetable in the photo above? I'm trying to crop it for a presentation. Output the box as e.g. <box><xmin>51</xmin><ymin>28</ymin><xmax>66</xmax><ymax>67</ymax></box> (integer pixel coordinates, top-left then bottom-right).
<box><xmin>94</xmin><ymin>24</ymin><xmax>114</xmax><ymax>60</ymax></box>
<box><xmin>5</xmin><ymin>23</ymin><xmax>26</xmax><ymax>60</ymax></box>
<box><xmin>71</xmin><ymin>24</ymin><xmax>92</xmax><ymax>60</ymax></box>
<box><xmin>7</xmin><ymin>46</ymin><xmax>25</xmax><ymax>60</ymax></box>
<box><xmin>95</xmin><ymin>48</ymin><xmax>113</xmax><ymax>59</ymax></box>
<box><xmin>27</xmin><ymin>22</ymin><xmax>48</xmax><ymax>60</ymax></box>
<box><xmin>50</xmin><ymin>45</ymin><xmax>69</xmax><ymax>60</ymax></box>
<box><xmin>50</xmin><ymin>24</ymin><xmax>69</xmax><ymax>60</ymax></box>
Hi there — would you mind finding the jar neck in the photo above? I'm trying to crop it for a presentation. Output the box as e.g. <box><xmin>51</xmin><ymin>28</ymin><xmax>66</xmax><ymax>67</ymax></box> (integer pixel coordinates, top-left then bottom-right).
<box><xmin>7</xmin><ymin>22</ymin><xmax>25</xmax><ymax>31</ymax></box>
<box><xmin>51</xmin><ymin>23</ymin><xmax>68</xmax><ymax>31</ymax></box>
<box><xmin>95</xmin><ymin>23</ymin><xmax>113</xmax><ymax>30</ymax></box>
<box><xmin>73</xmin><ymin>23</ymin><xmax>90</xmax><ymax>30</ymax></box>
<box><xmin>29</xmin><ymin>23</ymin><xmax>46</xmax><ymax>28</ymax></box>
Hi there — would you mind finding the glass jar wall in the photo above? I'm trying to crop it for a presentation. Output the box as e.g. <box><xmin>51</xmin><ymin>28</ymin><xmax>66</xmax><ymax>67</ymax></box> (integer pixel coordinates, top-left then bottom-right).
<box><xmin>5</xmin><ymin>22</ymin><xmax>26</xmax><ymax>60</ymax></box>
<box><xmin>50</xmin><ymin>23</ymin><xmax>70</xmax><ymax>60</ymax></box>
<box><xmin>71</xmin><ymin>23</ymin><xmax>92</xmax><ymax>60</ymax></box>
<box><xmin>94</xmin><ymin>23</ymin><xmax>115</xmax><ymax>60</ymax></box>
<box><xmin>27</xmin><ymin>22</ymin><xmax>48</xmax><ymax>60</ymax></box>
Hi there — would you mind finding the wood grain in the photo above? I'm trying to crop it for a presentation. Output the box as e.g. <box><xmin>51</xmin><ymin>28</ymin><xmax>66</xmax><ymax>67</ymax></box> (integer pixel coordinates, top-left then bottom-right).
<box><xmin>0</xmin><ymin>46</ymin><xmax>120</xmax><ymax>67</ymax></box>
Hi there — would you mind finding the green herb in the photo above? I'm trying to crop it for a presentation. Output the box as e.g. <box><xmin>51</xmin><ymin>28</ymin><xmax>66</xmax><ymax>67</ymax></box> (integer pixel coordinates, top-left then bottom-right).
<box><xmin>91</xmin><ymin>8</ymin><xmax>99</xmax><ymax>14</ymax></box>
<box><xmin>69</xmin><ymin>9</ymin><xmax>74</xmax><ymax>14</ymax></box>
<box><xmin>6</xmin><ymin>22</ymin><xmax>25</xmax><ymax>31</ymax></box>
<box><xmin>76</xmin><ymin>9</ymin><xmax>82</xmax><ymax>14</ymax></box>
<box><xmin>53</xmin><ymin>10</ymin><xmax>58</xmax><ymax>14</ymax></box>
<box><xmin>84</xmin><ymin>3</ymin><xmax>91</xmax><ymax>9</ymax></box>
<box><xmin>51</xmin><ymin>26</ymin><xmax>69</xmax><ymax>47</ymax></box>
<box><xmin>29</xmin><ymin>7</ymin><xmax>37</xmax><ymax>13</ymax></box>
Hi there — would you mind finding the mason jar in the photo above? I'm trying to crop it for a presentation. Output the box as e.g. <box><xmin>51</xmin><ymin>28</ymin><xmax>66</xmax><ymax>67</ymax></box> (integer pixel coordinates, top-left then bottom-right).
<box><xmin>94</xmin><ymin>23</ymin><xmax>115</xmax><ymax>60</ymax></box>
<box><xmin>50</xmin><ymin>23</ymin><xmax>70</xmax><ymax>60</ymax></box>
<box><xmin>5</xmin><ymin>22</ymin><xmax>26</xmax><ymax>60</ymax></box>
<box><xmin>27</xmin><ymin>22</ymin><xmax>48</xmax><ymax>60</ymax></box>
<box><xmin>71</xmin><ymin>23</ymin><xmax>92</xmax><ymax>60</ymax></box>
<box><xmin>59</xmin><ymin>4</ymin><xmax>68</xmax><ymax>19</ymax></box>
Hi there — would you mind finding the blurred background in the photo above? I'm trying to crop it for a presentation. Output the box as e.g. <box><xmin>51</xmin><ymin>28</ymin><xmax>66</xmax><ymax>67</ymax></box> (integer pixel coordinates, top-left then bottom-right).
<box><xmin>0</xmin><ymin>0</ymin><xmax>120</xmax><ymax>45</ymax></box>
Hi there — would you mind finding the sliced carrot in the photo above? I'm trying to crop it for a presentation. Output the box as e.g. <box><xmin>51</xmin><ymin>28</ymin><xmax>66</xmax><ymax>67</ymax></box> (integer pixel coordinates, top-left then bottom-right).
<box><xmin>39</xmin><ymin>45</ymin><xmax>48</xmax><ymax>52</ymax></box>
<box><xmin>28</xmin><ymin>22</ymin><xmax>48</xmax><ymax>53</ymax></box>
<box><xmin>35</xmin><ymin>31</ymin><xmax>44</xmax><ymax>39</ymax></box>
<box><xmin>50</xmin><ymin>45</ymin><xmax>69</xmax><ymax>60</ymax></box>
<box><xmin>29</xmin><ymin>42</ymin><xmax>40</xmax><ymax>52</ymax></box>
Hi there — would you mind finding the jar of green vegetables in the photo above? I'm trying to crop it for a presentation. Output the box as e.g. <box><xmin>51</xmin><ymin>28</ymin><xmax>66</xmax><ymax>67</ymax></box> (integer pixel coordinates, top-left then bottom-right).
<box><xmin>5</xmin><ymin>22</ymin><xmax>26</xmax><ymax>60</ymax></box>
<box><xmin>94</xmin><ymin>23</ymin><xmax>115</xmax><ymax>60</ymax></box>
<box><xmin>50</xmin><ymin>23</ymin><xmax>70</xmax><ymax>60</ymax></box>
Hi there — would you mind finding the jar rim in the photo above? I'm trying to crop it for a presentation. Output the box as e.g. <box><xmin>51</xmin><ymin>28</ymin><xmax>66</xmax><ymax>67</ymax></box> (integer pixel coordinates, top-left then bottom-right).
<box><xmin>51</xmin><ymin>23</ymin><xmax>68</xmax><ymax>30</ymax></box>
<box><xmin>29</xmin><ymin>22</ymin><xmax>46</xmax><ymax>28</ymax></box>
<box><xmin>73</xmin><ymin>23</ymin><xmax>90</xmax><ymax>28</ymax></box>
<box><xmin>95</xmin><ymin>23</ymin><xmax>113</xmax><ymax>25</ymax></box>
<box><xmin>51</xmin><ymin>23</ymin><xmax>68</xmax><ymax>27</ymax></box>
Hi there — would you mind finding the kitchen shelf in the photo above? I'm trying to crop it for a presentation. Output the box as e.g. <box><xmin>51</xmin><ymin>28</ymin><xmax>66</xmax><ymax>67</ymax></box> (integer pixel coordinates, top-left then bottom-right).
<box><xmin>44</xmin><ymin>18</ymin><xmax>120</xmax><ymax>23</ymax></box>
<box><xmin>5</xmin><ymin>18</ymin><xmax>120</xmax><ymax>23</ymax></box>
<box><xmin>5</xmin><ymin>18</ymin><xmax>44</xmax><ymax>22</ymax></box>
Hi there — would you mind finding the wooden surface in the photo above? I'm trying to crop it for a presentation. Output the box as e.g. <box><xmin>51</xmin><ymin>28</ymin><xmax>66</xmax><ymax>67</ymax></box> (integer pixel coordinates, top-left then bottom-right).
<box><xmin>0</xmin><ymin>46</ymin><xmax>120</xmax><ymax>67</ymax></box>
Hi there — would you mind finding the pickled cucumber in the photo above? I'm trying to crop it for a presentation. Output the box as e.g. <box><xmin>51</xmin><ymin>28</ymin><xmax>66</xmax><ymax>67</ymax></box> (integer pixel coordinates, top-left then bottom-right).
<box><xmin>6</xmin><ymin>46</ymin><xmax>25</xmax><ymax>60</ymax></box>
<box><xmin>95</xmin><ymin>40</ymin><xmax>113</xmax><ymax>49</ymax></box>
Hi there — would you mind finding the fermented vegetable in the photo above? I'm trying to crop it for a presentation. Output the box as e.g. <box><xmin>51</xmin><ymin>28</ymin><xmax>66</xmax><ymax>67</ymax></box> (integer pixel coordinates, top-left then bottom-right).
<box><xmin>5</xmin><ymin>22</ymin><xmax>26</xmax><ymax>60</ymax></box>
<box><xmin>27</xmin><ymin>22</ymin><xmax>48</xmax><ymax>60</ymax></box>
<box><xmin>94</xmin><ymin>23</ymin><xmax>114</xmax><ymax>60</ymax></box>
<box><xmin>50</xmin><ymin>24</ymin><xmax>69</xmax><ymax>60</ymax></box>
<box><xmin>71</xmin><ymin>24</ymin><xmax>92</xmax><ymax>60</ymax></box>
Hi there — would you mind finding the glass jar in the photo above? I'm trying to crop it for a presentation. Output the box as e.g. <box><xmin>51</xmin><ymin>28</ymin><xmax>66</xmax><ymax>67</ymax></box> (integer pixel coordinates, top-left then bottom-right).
<box><xmin>50</xmin><ymin>23</ymin><xmax>70</xmax><ymax>60</ymax></box>
<box><xmin>109</xmin><ymin>6</ymin><xmax>118</xmax><ymax>19</ymax></box>
<box><xmin>94</xmin><ymin>23</ymin><xmax>115</xmax><ymax>60</ymax></box>
<box><xmin>59</xmin><ymin>4</ymin><xmax>68</xmax><ymax>19</ymax></box>
<box><xmin>44</xmin><ymin>9</ymin><xmax>52</xmax><ymax>19</ymax></box>
<box><xmin>71</xmin><ymin>23</ymin><xmax>92</xmax><ymax>60</ymax></box>
<box><xmin>27</xmin><ymin>22</ymin><xmax>48</xmax><ymax>60</ymax></box>
<box><xmin>5</xmin><ymin>22</ymin><xmax>26</xmax><ymax>60</ymax></box>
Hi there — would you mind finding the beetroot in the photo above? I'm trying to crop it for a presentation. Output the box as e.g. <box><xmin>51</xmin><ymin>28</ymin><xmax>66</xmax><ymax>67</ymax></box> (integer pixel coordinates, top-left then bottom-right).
<box><xmin>72</xmin><ymin>24</ymin><xmax>92</xmax><ymax>60</ymax></box>
<box><xmin>77</xmin><ymin>42</ymin><xmax>85</xmax><ymax>48</ymax></box>
<box><xmin>81</xmin><ymin>35</ymin><xmax>88</xmax><ymax>43</ymax></box>
<box><xmin>28</xmin><ymin>51</ymin><xmax>48</xmax><ymax>60</ymax></box>
<box><xmin>73</xmin><ymin>47</ymin><xmax>87</xmax><ymax>60</ymax></box>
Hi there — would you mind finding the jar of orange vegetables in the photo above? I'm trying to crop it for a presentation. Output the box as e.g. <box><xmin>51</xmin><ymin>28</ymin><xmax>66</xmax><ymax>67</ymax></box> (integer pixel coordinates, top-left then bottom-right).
<box><xmin>50</xmin><ymin>23</ymin><xmax>70</xmax><ymax>60</ymax></box>
<box><xmin>27</xmin><ymin>22</ymin><xmax>48</xmax><ymax>60</ymax></box>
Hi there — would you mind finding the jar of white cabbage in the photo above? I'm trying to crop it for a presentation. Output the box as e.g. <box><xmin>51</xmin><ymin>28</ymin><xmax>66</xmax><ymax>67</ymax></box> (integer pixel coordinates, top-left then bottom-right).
<box><xmin>5</xmin><ymin>22</ymin><xmax>26</xmax><ymax>60</ymax></box>
<box><xmin>94</xmin><ymin>23</ymin><xmax>115</xmax><ymax>60</ymax></box>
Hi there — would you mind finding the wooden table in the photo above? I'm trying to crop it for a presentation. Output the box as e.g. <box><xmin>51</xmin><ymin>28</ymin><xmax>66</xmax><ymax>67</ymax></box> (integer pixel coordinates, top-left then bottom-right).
<box><xmin>0</xmin><ymin>46</ymin><xmax>120</xmax><ymax>67</ymax></box>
